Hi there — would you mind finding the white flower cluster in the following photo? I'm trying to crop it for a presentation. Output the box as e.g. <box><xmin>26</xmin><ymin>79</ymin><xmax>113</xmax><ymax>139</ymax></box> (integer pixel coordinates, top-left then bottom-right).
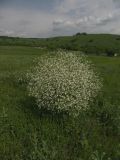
<box><xmin>27</xmin><ymin>51</ymin><xmax>102</xmax><ymax>117</ymax></box>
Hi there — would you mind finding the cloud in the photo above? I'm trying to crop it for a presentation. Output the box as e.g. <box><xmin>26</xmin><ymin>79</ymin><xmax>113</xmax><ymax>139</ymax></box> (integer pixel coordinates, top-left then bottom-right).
<box><xmin>0</xmin><ymin>28</ymin><xmax>27</xmax><ymax>37</ymax></box>
<box><xmin>52</xmin><ymin>0</ymin><xmax>120</xmax><ymax>36</ymax></box>
<box><xmin>53</xmin><ymin>19</ymin><xmax>65</xmax><ymax>25</ymax></box>
<box><xmin>53</xmin><ymin>13</ymin><xmax>115</xmax><ymax>34</ymax></box>
<box><xmin>113</xmin><ymin>0</ymin><xmax>120</xmax><ymax>8</ymax></box>
<box><xmin>0</xmin><ymin>0</ymin><xmax>59</xmax><ymax>11</ymax></box>
<box><xmin>0</xmin><ymin>0</ymin><xmax>120</xmax><ymax>37</ymax></box>
<box><xmin>0</xmin><ymin>8</ymin><xmax>56</xmax><ymax>37</ymax></box>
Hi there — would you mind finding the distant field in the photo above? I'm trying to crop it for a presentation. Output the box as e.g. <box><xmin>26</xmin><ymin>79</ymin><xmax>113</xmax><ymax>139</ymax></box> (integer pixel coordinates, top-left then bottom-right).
<box><xmin>1</xmin><ymin>34</ymin><xmax>120</xmax><ymax>55</ymax></box>
<box><xmin>0</xmin><ymin>46</ymin><xmax>120</xmax><ymax>160</ymax></box>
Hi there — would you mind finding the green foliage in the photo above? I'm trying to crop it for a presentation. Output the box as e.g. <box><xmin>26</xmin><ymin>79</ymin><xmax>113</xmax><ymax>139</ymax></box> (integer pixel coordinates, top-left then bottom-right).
<box><xmin>1</xmin><ymin>34</ymin><xmax>120</xmax><ymax>55</ymax></box>
<box><xmin>75</xmin><ymin>32</ymin><xmax>87</xmax><ymax>36</ymax></box>
<box><xmin>105</xmin><ymin>49</ymin><xmax>115</xmax><ymax>56</ymax></box>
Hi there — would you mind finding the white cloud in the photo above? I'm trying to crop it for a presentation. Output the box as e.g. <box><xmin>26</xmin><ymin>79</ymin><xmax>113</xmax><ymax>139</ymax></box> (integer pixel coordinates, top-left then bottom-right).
<box><xmin>53</xmin><ymin>19</ymin><xmax>65</xmax><ymax>25</ymax></box>
<box><xmin>0</xmin><ymin>8</ymin><xmax>56</xmax><ymax>37</ymax></box>
<box><xmin>0</xmin><ymin>0</ymin><xmax>120</xmax><ymax>37</ymax></box>
<box><xmin>52</xmin><ymin>0</ymin><xmax>120</xmax><ymax>36</ymax></box>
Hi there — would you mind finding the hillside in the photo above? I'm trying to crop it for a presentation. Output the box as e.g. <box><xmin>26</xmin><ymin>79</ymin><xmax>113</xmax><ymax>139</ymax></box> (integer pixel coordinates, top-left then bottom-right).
<box><xmin>0</xmin><ymin>34</ymin><xmax>120</xmax><ymax>55</ymax></box>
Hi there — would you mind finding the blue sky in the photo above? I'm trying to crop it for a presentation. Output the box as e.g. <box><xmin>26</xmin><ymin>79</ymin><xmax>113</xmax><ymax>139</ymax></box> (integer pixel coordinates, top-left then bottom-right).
<box><xmin>0</xmin><ymin>0</ymin><xmax>120</xmax><ymax>37</ymax></box>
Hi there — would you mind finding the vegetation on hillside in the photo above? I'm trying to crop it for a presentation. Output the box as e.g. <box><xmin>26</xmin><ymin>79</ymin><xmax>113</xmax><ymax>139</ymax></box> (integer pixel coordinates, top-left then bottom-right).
<box><xmin>0</xmin><ymin>34</ymin><xmax>120</xmax><ymax>56</ymax></box>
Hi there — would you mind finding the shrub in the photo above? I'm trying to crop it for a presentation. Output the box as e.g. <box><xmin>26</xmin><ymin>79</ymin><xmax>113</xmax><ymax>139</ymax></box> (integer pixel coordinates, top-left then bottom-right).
<box><xmin>27</xmin><ymin>51</ymin><xmax>102</xmax><ymax>117</ymax></box>
<box><xmin>106</xmin><ymin>49</ymin><xmax>115</xmax><ymax>57</ymax></box>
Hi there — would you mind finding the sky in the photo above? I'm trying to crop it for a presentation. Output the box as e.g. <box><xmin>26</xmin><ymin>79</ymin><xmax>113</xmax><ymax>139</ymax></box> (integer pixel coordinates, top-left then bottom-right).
<box><xmin>0</xmin><ymin>0</ymin><xmax>120</xmax><ymax>38</ymax></box>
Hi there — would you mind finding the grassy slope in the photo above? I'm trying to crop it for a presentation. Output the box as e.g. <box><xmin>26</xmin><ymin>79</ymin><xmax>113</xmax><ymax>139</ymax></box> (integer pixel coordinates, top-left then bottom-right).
<box><xmin>1</xmin><ymin>34</ymin><xmax>120</xmax><ymax>55</ymax></box>
<box><xmin>0</xmin><ymin>46</ymin><xmax>120</xmax><ymax>160</ymax></box>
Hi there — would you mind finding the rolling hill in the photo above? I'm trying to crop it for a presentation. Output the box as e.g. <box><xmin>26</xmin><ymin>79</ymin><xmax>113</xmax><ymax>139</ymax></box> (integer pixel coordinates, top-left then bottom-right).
<box><xmin>0</xmin><ymin>34</ymin><xmax>120</xmax><ymax>55</ymax></box>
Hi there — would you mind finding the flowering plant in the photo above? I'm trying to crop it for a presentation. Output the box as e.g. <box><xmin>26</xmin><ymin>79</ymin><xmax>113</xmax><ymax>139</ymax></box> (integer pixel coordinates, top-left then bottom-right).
<box><xmin>27</xmin><ymin>51</ymin><xmax>102</xmax><ymax>117</ymax></box>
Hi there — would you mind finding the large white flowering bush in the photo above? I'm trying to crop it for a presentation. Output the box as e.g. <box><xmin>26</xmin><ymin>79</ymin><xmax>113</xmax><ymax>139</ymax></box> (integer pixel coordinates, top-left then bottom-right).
<box><xmin>27</xmin><ymin>51</ymin><xmax>102</xmax><ymax>117</ymax></box>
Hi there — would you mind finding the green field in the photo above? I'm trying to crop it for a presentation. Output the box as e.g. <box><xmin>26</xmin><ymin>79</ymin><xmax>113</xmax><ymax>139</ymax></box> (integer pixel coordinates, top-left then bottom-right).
<box><xmin>0</xmin><ymin>46</ymin><xmax>120</xmax><ymax>160</ymax></box>
<box><xmin>1</xmin><ymin>34</ymin><xmax>120</xmax><ymax>55</ymax></box>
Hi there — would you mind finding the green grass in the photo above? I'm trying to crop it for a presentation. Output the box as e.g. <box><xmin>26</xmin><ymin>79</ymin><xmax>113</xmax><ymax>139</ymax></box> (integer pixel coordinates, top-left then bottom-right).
<box><xmin>0</xmin><ymin>46</ymin><xmax>120</xmax><ymax>160</ymax></box>
<box><xmin>1</xmin><ymin>34</ymin><xmax>120</xmax><ymax>55</ymax></box>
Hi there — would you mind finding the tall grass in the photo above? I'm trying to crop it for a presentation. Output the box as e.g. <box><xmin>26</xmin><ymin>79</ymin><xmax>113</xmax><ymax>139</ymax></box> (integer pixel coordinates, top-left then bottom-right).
<box><xmin>0</xmin><ymin>47</ymin><xmax>120</xmax><ymax>160</ymax></box>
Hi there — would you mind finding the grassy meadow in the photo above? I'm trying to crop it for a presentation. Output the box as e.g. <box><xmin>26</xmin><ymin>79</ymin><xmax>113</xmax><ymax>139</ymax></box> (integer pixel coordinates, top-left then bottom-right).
<box><xmin>1</xmin><ymin>34</ymin><xmax>120</xmax><ymax>55</ymax></box>
<box><xmin>0</xmin><ymin>44</ymin><xmax>120</xmax><ymax>159</ymax></box>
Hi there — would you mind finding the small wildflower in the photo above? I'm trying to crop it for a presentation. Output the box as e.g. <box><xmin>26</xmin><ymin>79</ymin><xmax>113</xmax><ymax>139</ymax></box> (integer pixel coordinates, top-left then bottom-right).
<box><xmin>27</xmin><ymin>51</ymin><xmax>102</xmax><ymax>117</ymax></box>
